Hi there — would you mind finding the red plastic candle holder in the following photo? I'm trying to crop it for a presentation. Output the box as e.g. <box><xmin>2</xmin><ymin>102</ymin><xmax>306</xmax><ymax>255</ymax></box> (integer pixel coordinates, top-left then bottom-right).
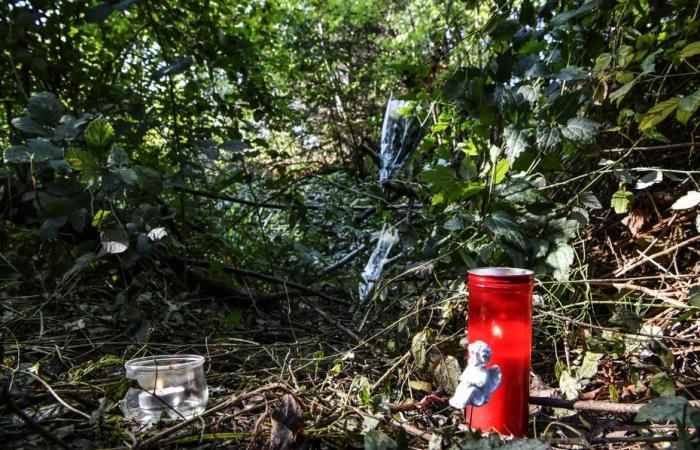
<box><xmin>466</xmin><ymin>267</ymin><xmax>534</xmax><ymax>437</ymax></box>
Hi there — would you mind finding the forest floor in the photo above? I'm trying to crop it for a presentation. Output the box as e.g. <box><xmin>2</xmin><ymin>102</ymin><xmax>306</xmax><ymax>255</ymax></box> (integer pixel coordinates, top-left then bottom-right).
<box><xmin>2</xmin><ymin>246</ymin><xmax>699</xmax><ymax>450</ymax></box>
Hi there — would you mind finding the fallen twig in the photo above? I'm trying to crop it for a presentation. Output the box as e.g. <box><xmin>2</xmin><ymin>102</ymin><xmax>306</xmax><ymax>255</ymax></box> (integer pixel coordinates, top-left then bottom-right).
<box><xmin>135</xmin><ymin>382</ymin><xmax>288</xmax><ymax>448</ymax></box>
<box><xmin>530</xmin><ymin>396</ymin><xmax>700</xmax><ymax>413</ymax></box>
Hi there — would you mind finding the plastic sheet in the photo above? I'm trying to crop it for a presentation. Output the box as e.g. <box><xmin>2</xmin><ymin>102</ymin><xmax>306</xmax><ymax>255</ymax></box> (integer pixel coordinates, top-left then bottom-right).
<box><xmin>358</xmin><ymin>223</ymin><xmax>399</xmax><ymax>302</ymax></box>
<box><xmin>379</xmin><ymin>99</ymin><xmax>422</xmax><ymax>183</ymax></box>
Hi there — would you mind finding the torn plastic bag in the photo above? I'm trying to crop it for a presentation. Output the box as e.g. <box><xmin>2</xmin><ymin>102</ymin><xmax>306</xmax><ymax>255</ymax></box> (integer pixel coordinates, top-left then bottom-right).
<box><xmin>359</xmin><ymin>223</ymin><xmax>399</xmax><ymax>303</ymax></box>
<box><xmin>379</xmin><ymin>99</ymin><xmax>423</xmax><ymax>183</ymax></box>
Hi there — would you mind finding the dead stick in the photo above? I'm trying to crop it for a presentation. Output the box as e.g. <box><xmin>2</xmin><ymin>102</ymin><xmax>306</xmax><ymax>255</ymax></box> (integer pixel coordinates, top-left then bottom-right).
<box><xmin>614</xmin><ymin>235</ymin><xmax>700</xmax><ymax>277</ymax></box>
<box><xmin>135</xmin><ymin>383</ymin><xmax>287</xmax><ymax>448</ymax></box>
<box><xmin>529</xmin><ymin>396</ymin><xmax>700</xmax><ymax>413</ymax></box>
<box><xmin>371</xmin><ymin>351</ymin><xmax>411</xmax><ymax>393</ymax></box>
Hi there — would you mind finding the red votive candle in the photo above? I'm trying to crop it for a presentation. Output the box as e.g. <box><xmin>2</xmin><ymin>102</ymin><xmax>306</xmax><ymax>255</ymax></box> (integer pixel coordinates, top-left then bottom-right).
<box><xmin>466</xmin><ymin>267</ymin><xmax>533</xmax><ymax>437</ymax></box>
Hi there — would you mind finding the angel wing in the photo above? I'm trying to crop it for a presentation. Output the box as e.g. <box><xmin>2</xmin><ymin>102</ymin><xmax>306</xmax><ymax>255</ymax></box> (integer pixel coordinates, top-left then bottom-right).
<box><xmin>483</xmin><ymin>365</ymin><xmax>502</xmax><ymax>398</ymax></box>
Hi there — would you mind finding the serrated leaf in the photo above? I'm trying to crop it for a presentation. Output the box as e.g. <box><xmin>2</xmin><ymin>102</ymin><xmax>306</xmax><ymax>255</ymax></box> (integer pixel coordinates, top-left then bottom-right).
<box><xmin>562</xmin><ymin>117</ymin><xmax>601</xmax><ymax>144</ymax></box>
<box><xmin>100</xmin><ymin>228</ymin><xmax>129</xmax><ymax>254</ymax></box>
<box><xmin>85</xmin><ymin>118</ymin><xmax>114</xmax><ymax>148</ymax></box>
<box><xmin>616</xmin><ymin>45</ymin><xmax>635</xmax><ymax>69</ymax></box>
<box><xmin>678</xmin><ymin>41</ymin><xmax>700</xmax><ymax>60</ymax></box>
<box><xmin>485</xmin><ymin>210</ymin><xmax>526</xmax><ymax>250</ymax></box>
<box><xmin>636</xmin><ymin>396</ymin><xmax>689</xmax><ymax>424</ymax></box>
<box><xmin>635</xmin><ymin>171</ymin><xmax>663</xmax><ymax>190</ymax></box>
<box><xmin>611</xmin><ymin>190</ymin><xmax>634</xmax><ymax>214</ymax></box>
<box><xmin>421</xmin><ymin>167</ymin><xmax>456</xmax><ymax>189</ymax></box>
<box><xmin>675</xmin><ymin>87</ymin><xmax>700</xmax><ymax>125</ymax></box>
<box><xmin>546</xmin><ymin>243</ymin><xmax>575</xmax><ymax>280</ymax></box>
<box><xmin>11</xmin><ymin>116</ymin><xmax>48</xmax><ymax>135</ymax></box>
<box><xmin>640</xmin><ymin>98</ymin><xmax>679</xmax><ymax>131</ymax></box>
<box><xmin>27</xmin><ymin>92</ymin><xmax>64</xmax><ymax>125</ymax></box>
<box><xmin>579</xmin><ymin>191</ymin><xmax>602</xmax><ymax>209</ymax></box>
<box><xmin>536</xmin><ymin>123</ymin><xmax>562</xmax><ymax>153</ymax></box>
<box><xmin>503</xmin><ymin>125</ymin><xmax>531</xmax><ymax>165</ymax></box>
<box><xmin>592</xmin><ymin>53</ymin><xmax>612</xmax><ymax>78</ymax></box>
<box><xmin>671</xmin><ymin>191</ymin><xmax>700</xmax><ymax>210</ymax></box>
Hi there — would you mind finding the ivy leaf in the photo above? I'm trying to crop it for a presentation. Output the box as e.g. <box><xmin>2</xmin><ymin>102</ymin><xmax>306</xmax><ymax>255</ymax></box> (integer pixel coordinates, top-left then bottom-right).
<box><xmin>485</xmin><ymin>210</ymin><xmax>526</xmax><ymax>250</ymax></box>
<box><xmin>85</xmin><ymin>118</ymin><xmax>114</xmax><ymax>149</ymax></box>
<box><xmin>546</xmin><ymin>243</ymin><xmax>575</xmax><ymax>280</ymax></box>
<box><xmin>611</xmin><ymin>190</ymin><xmax>634</xmax><ymax>214</ymax></box>
<box><xmin>536</xmin><ymin>122</ymin><xmax>562</xmax><ymax>153</ymax></box>
<box><xmin>39</xmin><ymin>216</ymin><xmax>67</xmax><ymax>241</ymax></box>
<box><xmin>11</xmin><ymin>116</ymin><xmax>48</xmax><ymax>135</ymax></box>
<box><xmin>27</xmin><ymin>92</ymin><xmax>64</xmax><ymax>126</ymax></box>
<box><xmin>503</xmin><ymin>125</ymin><xmax>531</xmax><ymax>165</ymax></box>
<box><xmin>100</xmin><ymin>228</ymin><xmax>129</xmax><ymax>254</ymax></box>
<box><xmin>562</xmin><ymin>117</ymin><xmax>601</xmax><ymax>144</ymax></box>
<box><xmin>678</xmin><ymin>41</ymin><xmax>700</xmax><ymax>60</ymax></box>
<box><xmin>636</xmin><ymin>396</ymin><xmax>690</xmax><ymax>424</ymax></box>
<box><xmin>671</xmin><ymin>191</ymin><xmax>700</xmax><ymax>210</ymax></box>
<box><xmin>675</xmin><ymin>87</ymin><xmax>700</xmax><ymax>125</ymax></box>
<box><xmin>640</xmin><ymin>98</ymin><xmax>679</xmax><ymax>131</ymax></box>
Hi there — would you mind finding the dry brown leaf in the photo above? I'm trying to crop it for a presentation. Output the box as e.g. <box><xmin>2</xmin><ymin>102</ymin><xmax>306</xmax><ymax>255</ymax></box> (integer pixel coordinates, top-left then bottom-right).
<box><xmin>270</xmin><ymin>394</ymin><xmax>304</xmax><ymax>450</ymax></box>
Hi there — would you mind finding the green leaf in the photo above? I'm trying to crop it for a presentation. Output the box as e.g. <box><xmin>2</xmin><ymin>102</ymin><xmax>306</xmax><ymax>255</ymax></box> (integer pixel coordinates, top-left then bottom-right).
<box><xmin>85</xmin><ymin>118</ymin><xmax>114</xmax><ymax>149</ymax></box>
<box><xmin>11</xmin><ymin>116</ymin><xmax>48</xmax><ymax>135</ymax></box>
<box><xmin>421</xmin><ymin>167</ymin><xmax>456</xmax><ymax>189</ymax></box>
<box><xmin>108</xmin><ymin>146</ymin><xmax>129</xmax><ymax>166</ymax></box>
<box><xmin>493</xmin><ymin>159</ymin><xmax>509</xmax><ymax>185</ymax></box>
<box><xmin>671</xmin><ymin>191</ymin><xmax>700</xmax><ymax>210</ymax></box>
<box><xmin>636</xmin><ymin>396</ymin><xmax>689</xmax><ymax>424</ymax></box>
<box><xmin>100</xmin><ymin>228</ymin><xmax>129</xmax><ymax>254</ymax></box>
<box><xmin>411</xmin><ymin>330</ymin><xmax>433</xmax><ymax>372</ymax></box>
<box><xmin>555</xmin><ymin>66</ymin><xmax>588</xmax><ymax>81</ymax></box>
<box><xmin>592</xmin><ymin>53</ymin><xmax>612</xmax><ymax>78</ymax></box>
<box><xmin>133</xmin><ymin>165</ymin><xmax>163</xmax><ymax>194</ymax></box>
<box><xmin>550</xmin><ymin>0</ymin><xmax>602</xmax><ymax>26</ymax></box>
<box><xmin>648</xmin><ymin>372</ymin><xmax>676</xmax><ymax>397</ymax></box>
<box><xmin>6</xmin><ymin>139</ymin><xmax>63</xmax><ymax>163</ymax></box>
<box><xmin>609</xmin><ymin>81</ymin><xmax>635</xmax><ymax>106</ymax></box>
<box><xmin>640</xmin><ymin>98</ymin><xmax>679</xmax><ymax>131</ymax></box>
<box><xmin>546</xmin><ymin>243</ymin><xmax>575</xmax><ymax>280</ymax></box>
<box><xmin>92</xmin><ymin>209</ymin><xmax>112</xmax><ymax>228</ymax></box>
<box><xmin>42</xmin><ymin>197</ymin><xmax>77</xmax><ymax>217</ymax></box>
<box><xmin>678</xmin><ymin>41</ymin><xmax>700</xmax><ymax>59</ymax></box>
<box><xmin>579</xmin><ymin>352</ymin><xmax>603</xmax><ymax>379</ymax></box>
<box><xmin>616</xmin><ymin>45</ymin><xmax>635</xmax><ymax>69</ymax></box>
<box><xmin>27</xmin><ymin>92</ymin><xmax>64</xmax><ymax>126</ymax></box>
<box><xmin>364</xmin><ymin>430</ymin><xmax>397</xmax><ymax>450</ymax></box>
<box><xmin>611</xmin><ymin>190</ymin><xmax>634</xmax><ymax>214</ymax></box>
<box><xmin>579</xmin><ymin>192</ymin><xmax>602</xmax><ymax>209</ymax></box>
<box><xmin>39</xmin><ymin>216</ymin><xmax>67</xmax><ymax>241</ymax></box>
<box><xmin>536</xmin><ymin>123</ymin><xmax>562</xmax><ymax>153</ymax></box>
<box><xmin>117</xmin><ymin>168</ymin><xmax>138</xmax><ymax>185</ymax></box>
<box><xmin>676</xmin><ymin>87</ymin><xmax>700</xmax><ymax>125</ymax></box>
<box><xmin>562</xmin><ymin>117</ymin><xmax>601</xmax><ymax>144</ymax></box>
<box><xmin>485</xmin><ymin>210</ymin><xmax>526</xmax><ymax>250</ymax></box>
<box><xmin>559</xmin><ymin>369</ymin><xmax>579</xmax><ymax>400</ymax></box>
<box><xmin>503</xmin><ymin>125</ymin><xmax>531</xmax><ymax>165</ymax></box>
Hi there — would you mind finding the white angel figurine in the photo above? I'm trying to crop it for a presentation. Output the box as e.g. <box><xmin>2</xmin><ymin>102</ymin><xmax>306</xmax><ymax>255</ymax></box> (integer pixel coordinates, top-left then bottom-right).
<box><xmin>449</xmin><ymin>340</ymin><xmax>502</xmax><ymax>409</ymax></box>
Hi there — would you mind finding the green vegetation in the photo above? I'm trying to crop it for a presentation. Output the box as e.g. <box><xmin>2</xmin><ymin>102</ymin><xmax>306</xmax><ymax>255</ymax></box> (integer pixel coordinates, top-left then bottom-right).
<box><xmin>1</xmin><ymin>0</ymin><xmax>699</xmax><ymax>448</ymax></box>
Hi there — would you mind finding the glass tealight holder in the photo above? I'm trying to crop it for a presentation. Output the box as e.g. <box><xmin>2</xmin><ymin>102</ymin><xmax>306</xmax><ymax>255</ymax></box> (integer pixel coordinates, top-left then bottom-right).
<box><xmin>122</xmin><ymin>355</ymin><xmax>208</xmax><ymax>425</ymax></box>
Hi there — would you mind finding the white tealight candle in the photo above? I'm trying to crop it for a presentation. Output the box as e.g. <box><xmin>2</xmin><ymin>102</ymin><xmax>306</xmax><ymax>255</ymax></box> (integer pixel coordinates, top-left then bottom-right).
<box><xmin>137</xmin><ymin>385</ymin><xmax>185</xmax><ymax>410</ymax></box>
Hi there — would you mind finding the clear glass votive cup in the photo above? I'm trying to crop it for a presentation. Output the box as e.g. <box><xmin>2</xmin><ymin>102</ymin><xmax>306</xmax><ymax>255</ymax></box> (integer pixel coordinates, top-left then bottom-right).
<box><xmin>122</xmin><ymin>354</ymin><xmax>208</xmax><ymax>425</ymax></box>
